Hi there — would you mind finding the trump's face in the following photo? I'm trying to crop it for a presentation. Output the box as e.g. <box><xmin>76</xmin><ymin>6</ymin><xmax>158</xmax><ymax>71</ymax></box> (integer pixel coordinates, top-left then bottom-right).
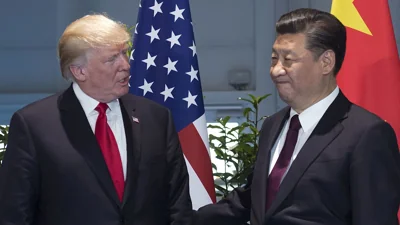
<box><xmin>79</xmin><ymin>44</ymin><xmax>131</xmax><ymax>102</ymax></box>
<box><xmin>270</xmin><ymin>33</ymin><xmax>326</xmax><ymax>112</ymax></box>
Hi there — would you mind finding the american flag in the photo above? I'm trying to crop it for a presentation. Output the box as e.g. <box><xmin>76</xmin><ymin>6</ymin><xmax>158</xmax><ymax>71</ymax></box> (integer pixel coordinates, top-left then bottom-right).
<box><xmin>129</xmin><ymin>0</ymin><xmax>216</xmax><ymax>209</ymax></box>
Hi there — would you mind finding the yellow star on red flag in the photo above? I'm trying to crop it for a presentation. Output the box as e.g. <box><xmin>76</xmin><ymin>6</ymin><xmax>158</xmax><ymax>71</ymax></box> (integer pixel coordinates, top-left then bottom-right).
<box><xmin>331</xmin><ymin>0</ymin><xmax>372</xmax><ymax>35</ymax></box>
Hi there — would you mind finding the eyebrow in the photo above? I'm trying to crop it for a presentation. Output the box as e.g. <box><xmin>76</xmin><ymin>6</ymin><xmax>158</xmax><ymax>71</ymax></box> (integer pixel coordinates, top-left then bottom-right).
<box><xmin>108</xmin><ymin>47</ymin><xmax>129</xmax><ymax>58</ymax></box>
<box><xmin>271</xmin><ymin>48</ymin><xmax>298</xmax><ymax>57</ymax></box>
<box><xmin>122</xmin><ymin>46</ymin><xmax>130</xmax><ymax>52</ymax></box>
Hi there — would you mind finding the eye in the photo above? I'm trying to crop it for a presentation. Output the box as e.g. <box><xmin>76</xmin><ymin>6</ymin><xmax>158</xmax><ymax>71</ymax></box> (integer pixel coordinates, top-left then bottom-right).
<box><xmin>107</xmin><ymin>55</ymin><xmax>118</xmax><ymax>62</ymax></box>
<box><xmin>271</xmin><ymin>56</ymin><xmax>278</xmax><ymax>65</ymax></box>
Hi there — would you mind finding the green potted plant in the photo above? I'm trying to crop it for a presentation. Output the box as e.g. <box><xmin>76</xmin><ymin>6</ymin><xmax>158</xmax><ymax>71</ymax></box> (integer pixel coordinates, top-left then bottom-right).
<box><xmin>208</xmin><ymin>94</ymin><xmax>270</xmax><ymax>198</ymax></box>
<box><xmin>0</xmin><ymin>125</ymin><xmax>9</xmax><ymax>163</ymax></box>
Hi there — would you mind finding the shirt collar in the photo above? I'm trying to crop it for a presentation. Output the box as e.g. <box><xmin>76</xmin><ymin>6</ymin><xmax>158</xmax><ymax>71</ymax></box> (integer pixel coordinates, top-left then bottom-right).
<box><xmin>289</xmin><ymin>86</ymin><xmax>339</xmax><ymax>133</ymax></box>
<box><xmin>72</xmin><ymin>83</ymin><xmax>120</xmax><ymax>116</ymax></box>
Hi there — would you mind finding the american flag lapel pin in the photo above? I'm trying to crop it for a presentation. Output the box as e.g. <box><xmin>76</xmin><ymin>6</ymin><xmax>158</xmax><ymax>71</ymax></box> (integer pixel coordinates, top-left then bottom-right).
<box><xmin>132</xmin><ymin>116</ymin><xmax>139</xmax><ymax>123</ymax></box>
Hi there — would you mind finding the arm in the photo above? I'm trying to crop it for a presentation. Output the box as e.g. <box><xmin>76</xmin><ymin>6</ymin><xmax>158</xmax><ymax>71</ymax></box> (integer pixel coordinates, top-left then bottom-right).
<box><xmin>192</xmin><ymin>180</ymin><xmax>251</xmax><ymax>225</ymax></box>
<box><xmin>0</xmin><ymin>112</ymin><xmax>39</xmax><ymax>225</ymax></box>
<box><xmin>168</xmin><ymin>119</ymin><xmax>252</xmax><ymax>225</ymax></box>
<box><xmin>351</xmin><ymin>121</ymin><xmax>400</xmax><ymax>225</ymax></box>
<box><xmin>191</xmin><ymin>115</ymin><xmax>276</xmax><ymax>225</ymax></box>
<box><xmin>165</xmin><ymin>110</ymin><xmax>194</xmax><ymax>225</ymax></box>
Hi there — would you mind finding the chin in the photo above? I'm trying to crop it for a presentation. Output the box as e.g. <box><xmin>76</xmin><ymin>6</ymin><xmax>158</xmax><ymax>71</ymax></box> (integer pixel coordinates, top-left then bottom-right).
<box><xmin>278</xmin><ymin>91</ymin><xmax>293</xmax><ymax>104</ymax></box>
<box><xmin>115</xmin><ymin>87</ymin><xmax>129</xmax><ymax>98</ymax></box>
<box><xmin>121</xmin><ymin>87</ymin><xmax>129</xmax><ymax>96</ymax></box>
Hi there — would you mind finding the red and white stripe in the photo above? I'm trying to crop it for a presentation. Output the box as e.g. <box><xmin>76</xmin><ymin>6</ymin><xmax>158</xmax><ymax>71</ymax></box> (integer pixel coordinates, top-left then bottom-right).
<box><xmin>178</xmin><ymin>114</ymin><xmax>216</xmax><ymax>209</ymax></box>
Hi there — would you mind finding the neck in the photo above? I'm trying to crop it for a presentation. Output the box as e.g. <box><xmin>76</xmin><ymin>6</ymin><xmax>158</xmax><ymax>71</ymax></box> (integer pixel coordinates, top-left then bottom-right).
<box><xmin>291</xmin><ymin>79</ymin><xmax>337</xmax><ymax>114</ymax></box>
<box><xmin>76</xmin><ymin>82</ymin><xmax>115</xmax><ymax>103</ymax></box>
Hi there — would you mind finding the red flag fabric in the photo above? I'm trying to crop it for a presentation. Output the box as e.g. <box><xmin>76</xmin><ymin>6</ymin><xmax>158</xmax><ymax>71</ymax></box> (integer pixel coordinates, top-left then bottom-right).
<box><xmin>331</xmin><ymin>0</ymin><xmax>400</xmax><ymax>221</ymax></box>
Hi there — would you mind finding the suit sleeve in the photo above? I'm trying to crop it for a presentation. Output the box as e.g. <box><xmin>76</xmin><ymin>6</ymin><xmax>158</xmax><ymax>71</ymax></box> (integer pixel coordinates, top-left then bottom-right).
<box><xmin>192</xmin><ymin>149</ymin><xmax>255</xmax><ymax>225</ymax></box>
<box><xmin>192</xmin><ymin>180</ymin><xmax>251</xmax><ymax>225</ymax></box>
<box><xmin>350</xmin><ymin>121</ymin><xmax>400</xmax><ymax>225</ymax></box>
<box><xmin>164</xmin><ymin>109</ymin><xmax>194</xmax><ymax>225</ymax></box>
<box><xmin>0</xmin><ymin>112</ymin><xmax>39</xmax><ymax>225</ymax></box>
<box><xmin>191</xmin><ymin>116</ymin><xmax>275</xmax><ymax>225</ymax></box>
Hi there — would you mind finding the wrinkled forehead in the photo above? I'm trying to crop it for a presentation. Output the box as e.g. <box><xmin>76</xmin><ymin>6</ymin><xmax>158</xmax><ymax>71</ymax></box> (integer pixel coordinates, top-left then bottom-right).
<box><xmin>272</xmin><ymin>33</ymin><xmax>307</xmax><ymax>54</ymax></box>
<box><xmin>98</xmin><ymin>43</ymin><xmax>130</xmax><ymax>51</ymax></box>
<box><xmin>88</xmin><ymin>43</ymin><xmax>129</xmax><ymax>55</ymax></box>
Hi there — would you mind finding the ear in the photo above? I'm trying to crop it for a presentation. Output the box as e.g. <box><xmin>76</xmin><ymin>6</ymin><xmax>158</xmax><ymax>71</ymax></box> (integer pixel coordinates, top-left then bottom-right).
<box><xmin>320</xmin><ymin>50</ymin><xmax>335</xmax><ymax>75</ymax></box>
<box><xmin>69</xmin><ymin>64</ymin><xmax>87</xmax><ymax>82</ymax></box>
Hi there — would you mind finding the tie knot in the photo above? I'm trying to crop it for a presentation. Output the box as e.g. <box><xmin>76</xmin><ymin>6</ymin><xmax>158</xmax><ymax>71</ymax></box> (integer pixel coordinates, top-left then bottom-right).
<box><xmin>95</xmin><ymin>102</ymin><xmax>109</xmax><ymax>115</ymax></box>
<box><xmin>289</xmin><ymin>115</ymin><xmax>301</xmax><ymax>131</ymax></box>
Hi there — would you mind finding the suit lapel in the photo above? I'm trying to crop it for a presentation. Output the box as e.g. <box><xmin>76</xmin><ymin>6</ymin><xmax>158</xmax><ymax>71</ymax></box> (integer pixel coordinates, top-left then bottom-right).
<box><xmin>119</xmin><ymin>95</ymin><xmax>142</xmax><ymax>209</ymax></box>
<box><xmin>252</xmin><ymin>108</ymin><xmax>289</xmax><ymax>223</ymax></box>
<box><xmin>264</xmin><ymin>91</ymin><xmax>350</xmax><ymax>220</ymax></box>
<box><xmin>58</xmin><ymin>86</ymin><xmax>121</xmax><ymax>207</ymax></box>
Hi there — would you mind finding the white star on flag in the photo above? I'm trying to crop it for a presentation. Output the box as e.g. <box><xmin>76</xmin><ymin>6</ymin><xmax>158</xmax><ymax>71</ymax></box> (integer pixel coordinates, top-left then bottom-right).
<box><xmin>142</xmin><ymin>53</ymin><xmax>157</xmax><ymax>69</ymax></box>
<box><xmin>138</xmin><ymin>79</ymin><xmax>154</xmax><ymax>96</ymax></box>
<box><xmin>149</xmin><ymin>0</ymin><xmax>163</xmax><ymax>17</ymax></box>
<box><xmin>163</xmin><ymin>57</ymin><xmax>178</xmax><ymax>75</ymax></box>
<box><xmin>183</xmin><ymin>91</ymin><xmax>198</xmax><ymax>108</ymax></box>
<box><xmin>166</xmin><ymin>31</ymin><xmax>182</xmax><ymax>48</ymax></box>
<box><xmin>135</xmin><ymin>23</ymin><xmax>139</xmax><ymax>34</ymax></box>
<box><xmin>129</xmin><ymin>0</ymin><xmax>217</xmax><ymax>208</ymax></box>
<box><xmin>160</xmin><ymin>85</ymin><xmax>175</xmax><ymax>101</ymax></box>
<box><xmin>186</xmin><ymin>66</ymin><xmax>198</xmax><ymax>82</ymax></box>
<box><xmin>130</xmin><ymin>49</ymin><xmax>135</xmax><ymax>61</ymax></box>
<box><xmin>189</xmin><ymin>41</ymin><xmax>197</xmax><ymax>57</ymax></box>
<box><xmin>146</xmin><ymin>26</ymin><xmax>160</xmax><ymax>43</ymax></box>
<box><xmin>170</xmin><ymin>5</ymin><xmax>185</xmax><ymax>22</ymax></box>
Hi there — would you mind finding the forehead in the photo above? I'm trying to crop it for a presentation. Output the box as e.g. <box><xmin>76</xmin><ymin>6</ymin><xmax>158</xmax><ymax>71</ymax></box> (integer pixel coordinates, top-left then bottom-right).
<box><xmin>272</xmin><ymin>33</ymin><xmax>307</xmax><ymax>54</ymax></box>
<box><xmin>90</xmin><ymin>43</ymin><xmax>129</xmax><ymax>57</ymax></box>
<box><xmin>103</xmin><ymin>43</ymin><xmax>129</xmax><ymax>52</ymax></box>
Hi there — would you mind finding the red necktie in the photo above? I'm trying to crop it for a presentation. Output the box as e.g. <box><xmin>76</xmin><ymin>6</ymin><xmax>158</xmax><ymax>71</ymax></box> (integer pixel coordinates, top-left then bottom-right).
<box><xmin>95</xmin><ymin>102</ymin><xmax>124</xmax><ymax>202</ymax></box>
<box><xmin>266</xmin><ymin>115</ymin><xmax>301</xmax><ymax>210</ymax></box>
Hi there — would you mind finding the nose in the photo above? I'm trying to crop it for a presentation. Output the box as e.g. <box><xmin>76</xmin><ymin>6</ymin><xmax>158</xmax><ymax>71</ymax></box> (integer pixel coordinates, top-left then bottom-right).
<box><xmin>120</xmin><ymin>54</ymin><xmax>131</xmax><ymax>71</ymax></box>
<box><xmin>270</xmin><ymin>61</ymin><xmax>286</xmax><ymax>77</ymax></box>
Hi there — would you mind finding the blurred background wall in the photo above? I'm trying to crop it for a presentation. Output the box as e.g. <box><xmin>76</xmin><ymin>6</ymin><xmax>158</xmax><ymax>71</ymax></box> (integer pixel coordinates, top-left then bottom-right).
<box><xmin>0</xmin><ymin>0</ymin><xmax>399</xmax><ymax>125</ymax></box>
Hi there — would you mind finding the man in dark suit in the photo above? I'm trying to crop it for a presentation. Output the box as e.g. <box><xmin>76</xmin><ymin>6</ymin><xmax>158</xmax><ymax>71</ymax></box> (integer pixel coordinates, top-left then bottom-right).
<box><xmin>193</xmin><ymin>8</ymin><xmax>400</xmax><ymax>225</ymax></box>
<box><xmin>0</xmin><ymin>14</ymin><xmax>193</xmax><ymax>225</ymax></box>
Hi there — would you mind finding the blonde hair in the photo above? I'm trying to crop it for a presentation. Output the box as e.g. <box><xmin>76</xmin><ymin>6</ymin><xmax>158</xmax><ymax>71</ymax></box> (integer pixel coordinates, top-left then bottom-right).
<box><xmin>57</xmin><ymin>14</ymin><xmax>131</xmax><ymax>80</ymax></box>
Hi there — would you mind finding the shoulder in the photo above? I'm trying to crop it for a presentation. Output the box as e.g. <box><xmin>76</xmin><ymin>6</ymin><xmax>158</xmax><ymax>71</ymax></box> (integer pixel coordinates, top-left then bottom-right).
<box><xmin>119</xmin><ymin>94</ymin><xmax>172</xmax><ymax>121</ymax></box>
<box><xmin>121</xmin><ymin>94</ymin><xmax>169</xmax><ymax>111</ymax></box>
<box><xmin>119</xmin><ymin>94</ymin><xmax>177</xmax><ymax>131</ymax></box>
<box><xmin>346</xmin><ymin>104</ymin><xmax>391</xmax><ymax>131</ymax></box>
<box><xmin>340</xmin><ymin>103</ymin><xmax>398</xmax><ymax>154</ymax></box>
<box><xmin>14</xmin><ymin>91</ymin><xmax>63</xmax><ymax>119</ymax></box>
<box><xmin>6</xmin><ymin>91</ymin><xmax>65</xmax><ymax>133</ymax></box>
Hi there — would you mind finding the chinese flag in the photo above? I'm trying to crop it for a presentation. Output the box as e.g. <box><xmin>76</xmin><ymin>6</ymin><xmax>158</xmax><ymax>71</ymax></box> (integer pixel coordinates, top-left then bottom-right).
<box><xmin>331</xmin><ymin>0</ymin><xmax>400</xmax><ymax>221</ymax></box>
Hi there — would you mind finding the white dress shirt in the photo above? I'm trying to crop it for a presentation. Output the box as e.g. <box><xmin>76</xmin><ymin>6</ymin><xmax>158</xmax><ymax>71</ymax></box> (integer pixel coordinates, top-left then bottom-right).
<box><xmin>269</xmin><ymin>86</ymin><xmax>340</xmax><ymax>180</ymax></box>
<box><xmin>73</xmin><ymin>83</ymin><xmax>127</xmax><ymax>180</ymax></box>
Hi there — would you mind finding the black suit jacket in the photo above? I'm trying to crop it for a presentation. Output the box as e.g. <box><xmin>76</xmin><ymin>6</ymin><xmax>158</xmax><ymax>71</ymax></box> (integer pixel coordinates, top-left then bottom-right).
<box><xmin>194</xmin><ymin>91</ymin><xmax>400</xmax><ymax>225</ymax></box>
<box><xmin>0</xmin><ymin>86</ymin><xmax>193</xmax><ymax>225</ymax></box>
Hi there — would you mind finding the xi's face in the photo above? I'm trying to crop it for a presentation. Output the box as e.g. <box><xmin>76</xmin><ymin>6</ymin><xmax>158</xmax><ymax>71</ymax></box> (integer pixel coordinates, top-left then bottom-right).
<box><xmin>270</xmin><ymin>33</ymin><xmax>324</xmax><ymax>110</ymax></box>
<box><xmin>83</xmin><ymin>44</ymin><xmax>131</xmax><ymax>102</ymax></box>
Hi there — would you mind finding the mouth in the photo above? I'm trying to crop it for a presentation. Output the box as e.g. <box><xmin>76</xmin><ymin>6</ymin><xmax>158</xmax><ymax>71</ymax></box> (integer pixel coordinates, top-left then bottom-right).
<box><xmin>119</xmin><ymin>76</ymin><xmax>130</xmax><ymax>85</ymax></box>
<box><xmin>274</xmin><ymin>80</ymin><xmax>290</xmax><ymax>84</ymax></box>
